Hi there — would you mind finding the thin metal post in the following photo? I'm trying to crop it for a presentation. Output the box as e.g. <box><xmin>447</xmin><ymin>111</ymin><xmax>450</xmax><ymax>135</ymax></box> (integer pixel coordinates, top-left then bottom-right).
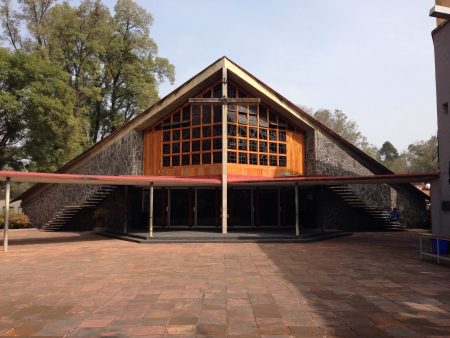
<box><xmin>3</xmin><ymin>178</ymin><xmax>10</xmax><ymax>252</ymax></box>
<box><xmin>295</xmin><ymin>184</ymin><xmax>299</xmax><ymax>237</ymax></box>
<box><xmin>148</xmin><ymin>183</ymin><xmax>154</xmax><ymax>238</ymax></box>
<box><xmin>221</xmin><ymin>66</ymin><xmax>228</xmax><ymax>234</ymax></box>
<box><xmin>194</xmin><ymin>188</ymin><xmax>198</xmax><ymax>227</ymax></box>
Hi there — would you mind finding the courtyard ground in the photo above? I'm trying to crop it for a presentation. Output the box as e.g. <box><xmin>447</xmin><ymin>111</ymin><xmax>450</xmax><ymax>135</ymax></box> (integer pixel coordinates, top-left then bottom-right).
<box><xmin>0</xmin><ymin>229</ymin><xmax>450</xmax><ymax>337</ymax></box>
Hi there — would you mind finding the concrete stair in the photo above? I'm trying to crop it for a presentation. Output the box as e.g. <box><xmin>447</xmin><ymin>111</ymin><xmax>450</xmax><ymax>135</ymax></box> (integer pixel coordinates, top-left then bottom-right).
<box><xmin>328</xmin><ymin>185</ymin><xmax>401</xmax><ymax>229</ymax></box>
<box><xmin>42</xmin><ymin>185</ymin><xmax>116</xmax><ymax>231</ymax></box>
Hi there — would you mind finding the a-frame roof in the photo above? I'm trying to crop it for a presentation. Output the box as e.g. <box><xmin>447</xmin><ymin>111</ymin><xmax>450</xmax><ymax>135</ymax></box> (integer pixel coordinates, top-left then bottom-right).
<box><xmin>17</xmin><ymin>56</ymin><xmax>429</xmax><ymax>202</ymax></box>
<box><xmin>50</xmin><ymin>56</ymin><xmax>395</xmax><ymax>176</ymax></box>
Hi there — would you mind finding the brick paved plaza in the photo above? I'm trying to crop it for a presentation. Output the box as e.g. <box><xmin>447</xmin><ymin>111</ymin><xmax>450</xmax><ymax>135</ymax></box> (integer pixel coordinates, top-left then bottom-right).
<box><xmin>1</xmin><ymin>230</ymin><xmax>450</xmax><ymax>337</ymax></box>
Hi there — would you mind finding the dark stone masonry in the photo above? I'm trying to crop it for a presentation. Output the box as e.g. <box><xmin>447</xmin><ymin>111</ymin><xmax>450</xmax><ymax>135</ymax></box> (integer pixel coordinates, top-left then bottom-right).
<box><xmin>22</xmin><ymin>131</ymin><xmax>143</xmax><ymax>227</ymax></box>
<box><xmin>22</xmin><ymin>128</ymin><xmax>428</xmax><ymax>230</ymax></box>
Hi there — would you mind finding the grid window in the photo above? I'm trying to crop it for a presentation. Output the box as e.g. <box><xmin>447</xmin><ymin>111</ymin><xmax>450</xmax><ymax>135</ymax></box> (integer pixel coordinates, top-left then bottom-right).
<box><xmin>238</xmin><ymin>139</ymin><xmax>247</xmax><ymax>151</ymax></box>
<box><xmin>156</xmin><ymin>81</ymin><xmax>294</xmax><ymax>169</ymax></box>
<box><xmin>182</xmin><ymin>141</ymin><xmax>190</xmax><ymax>153</ymax></box>
<box><xmin>182</xmin><ymin>154</ymin><xmax>190</xmax><ymax>165</ymax></box>
<box><xmin>192</xmin><ymin>140</ymin><xmax>200</xmax><ymax>152</ymax></box>
<box><xmin>192</xmin><ymin>153</ymin><xmax>200</xmax><ymax>165</ymax></box>
<box><xmin>213</xmin><ymin>152</ymin><xmax>222</xmax><ymax>163</ymax></box>
<box><xmin>172</xmin><ymin>155</ymin><xmax>180</xmax><ymax>166</ymax></box>
<box><xmin>202</xmin><ymin>152</ymin><xmax>211</xmax><ymax>164</ymax></box>
<box><xmin>228</xmin><ymin>151</ymin><xmax>237</xmax><ymax>163</ymax></box>
<box><xmin>239</xmin><ymin>152</ymin><xmax>248</xmax><ymax>164</ymax></box>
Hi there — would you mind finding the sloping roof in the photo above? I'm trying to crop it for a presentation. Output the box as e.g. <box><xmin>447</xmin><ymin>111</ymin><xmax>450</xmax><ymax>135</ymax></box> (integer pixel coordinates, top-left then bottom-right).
<box><xmin>17</xmin><ymin>56</ymin><xmax>428</xmax><ymax>200</ymax></box>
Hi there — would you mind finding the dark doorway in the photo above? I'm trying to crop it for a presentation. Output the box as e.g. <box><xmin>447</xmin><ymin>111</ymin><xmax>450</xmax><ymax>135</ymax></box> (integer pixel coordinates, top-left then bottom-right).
<box><xmin>197</xmin><ymin>189</ymin><xmax>219</xmax><ymax>227</ymax></box>
<box><xmin>170</xmin><ymin>189</ymin><xmax>193</xmax><ymax>227</ymax></box>
<box><xmin>256</xmin><ymin>189</ymin><xmax>279</xmax><ymax>227</ymax></box>
<box><xmin>229</xmin><ymin>189</ymin><xmax>252</xmax><ymax>226</ymax></box>
<box><xmin>280</xmin><ymin>187</ymin><xmax>295</xmax><ymax>228</ymax></box>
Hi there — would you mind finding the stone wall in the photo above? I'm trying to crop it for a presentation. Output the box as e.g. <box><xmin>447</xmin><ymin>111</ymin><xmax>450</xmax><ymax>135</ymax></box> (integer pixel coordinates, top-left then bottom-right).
<box><xmin>313</xmin><ymin>130</ymin><xmax>428</xmax><ymax>228</ymax></box>
<box><xmin>22</xmin><ymin>131</ymin><xmax>143</xmax><ymax>228</ymax></box>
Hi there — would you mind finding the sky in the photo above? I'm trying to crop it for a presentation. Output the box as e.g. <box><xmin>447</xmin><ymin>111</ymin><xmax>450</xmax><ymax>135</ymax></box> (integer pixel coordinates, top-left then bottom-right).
<box><xmin>102</xmin><ymin>0</ymin><xmax>438</xmax><ymax>151</ymax></box>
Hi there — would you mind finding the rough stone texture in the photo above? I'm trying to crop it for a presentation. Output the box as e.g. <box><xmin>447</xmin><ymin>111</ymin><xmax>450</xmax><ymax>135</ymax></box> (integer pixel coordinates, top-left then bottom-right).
<box><xmin>22</xmin><ymin>131</ymin><xmax>143</xmax><ymax>228</ymax></box>
<box><xmin>313</xmin><ymin>130</ymin><xmax>428</xmax><ymax>228</ymax></box>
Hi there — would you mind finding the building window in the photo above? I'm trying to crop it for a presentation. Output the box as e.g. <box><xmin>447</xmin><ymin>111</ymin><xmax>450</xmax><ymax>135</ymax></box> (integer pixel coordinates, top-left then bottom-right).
<box><xmin>154</xmin><ymin>81</ymin><xmax>294</xmax><ymax>169</ymax></box>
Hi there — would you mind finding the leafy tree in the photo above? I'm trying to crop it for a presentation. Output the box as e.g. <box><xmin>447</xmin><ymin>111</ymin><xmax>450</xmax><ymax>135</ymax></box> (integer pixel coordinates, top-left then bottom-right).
<box><xmin>406</xmin><ymin>136</ymin><xmax>438</xmax><ymax>173</ymax></box>
<box><xmin>313</xmin><ymin>108</ymin><xmax>380</xmax><ymax>159</ymax></box>
<box><xmin>0</xmin><ymin>0</ymin><xmax>175</xmax><ymax>170</ymax></box>
<box><xmin>380</xmin><ymin>141</ymin><xmax>399</xmax><ymax>162</ymax></box>
<box><xmin>0</xmin><ymin>48</ymin><xmax>86</xmax><ymax>171</ymax></box>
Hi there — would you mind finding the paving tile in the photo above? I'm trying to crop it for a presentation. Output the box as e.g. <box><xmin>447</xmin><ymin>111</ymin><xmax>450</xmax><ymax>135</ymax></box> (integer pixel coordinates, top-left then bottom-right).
<box><xmin>2</xmin><ymin>230</ymin><xmax>450</xmax><ymax>337</ymax></box>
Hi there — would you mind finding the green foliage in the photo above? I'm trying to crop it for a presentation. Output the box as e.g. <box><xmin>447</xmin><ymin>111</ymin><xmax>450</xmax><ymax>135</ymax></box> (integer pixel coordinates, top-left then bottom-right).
<box><xmin>314</xmin><ymin>108</ymin><xmax>380</xmax><ymax>159</ymax></box>
<box><xmin>0</xmin><ymin>0</ymin><xmax>174</xmax><ymax>170</ymax></box>
<box><xmin>406</xmin><ymin>136</ymin><xmax>438</xmax><ymax>174</ymax></box>
<box><xmin>0</xmin><ymin>211</ymin><xmax>32</xmax><ymax>229</ymax></box>
<box><xmin>0</xmin><ymin>48</ymin><xmax>87</xmax><ymax>171</ymax></box>
<box><xmin>380</xmin><ymin>141</ymin><xmax>399</xmax><ymax>162</ymax></box>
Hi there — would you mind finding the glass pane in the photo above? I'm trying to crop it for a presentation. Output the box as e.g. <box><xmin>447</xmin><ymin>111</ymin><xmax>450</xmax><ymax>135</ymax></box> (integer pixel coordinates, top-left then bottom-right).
<box><xmin>173</xmin><ymin>111</ymin><xmax>181</xmax><ymax>128</ymax></box>
<box><xmin>279</xmin><ymin>156</ymin><xmax>287</xmax><ymax>167</ymax></box>
<box><xmin>202</xmin><ymin>139</ymin><xmax>211</xmax><ymax>151</ymax></box>
<box><xmin>182</xmin><ymin>128</ymin><xmax>190</xmax><ymax>140</ymax></box>
<box><xmin>163</xmin><ymin>156</ymin><xmax>170</xmax><ymax>167</ymax></box>
<box><xmin>202</xmin><ymin>126</ymin><xmax>211</xmax><ymax>138</ymax></box>
<box><xmin>172</xmin><ymin>130</ymin><xmax>180</xmax><ymax>141</ymax></box>
<box><xmin>238</xmin><ymin>139</ymin><xmax>247</xmax><ymax>151</ymax></box>
<box><xmin>192</xmin><ymin>140</ymin><xmax>200</xmax><ymax>152</ymax></box>
<box><xmin>249</xmin><ymin>127</ymin><xmax>257</xmax><ymax>139</ymax></box>
<box><xmin>192</xmin><ymin>105</ymin><xmax>201</xmax><ymax>125</ymax></box>
<box><xmin>278</xmin><ymin>117</ymin><xmax>287</xmax><ymax>130</ymax></box>
<box><xmin>238</xmin><ymin>90</ymin><xmax>247</xmax><ymax>98</ymax></box>
<box><xmin>228</xmin><ymin>151</ymin><xmax>237</xmax><ymax>163</ymax></box>
<box><xmin>227</xmin><ymin>105</ymin><xmax>237</xmax><ymax>122</ymax></box>
<box><xmin>279</xmin><ymin>144</ymin><xmax>286</xmax><ymax>154</ymax></box>
<box><xmin>192</xmin><ymin>153</ymin><xmax>200</xmax><ymax>165</ymax></box>
<box><xmin>279</xmin><ymin>130</ymin><xmax>286</xmax><ymax>142</ymax></box>
<box><xmin>202</xmin><ymin>152</ymin><xmax>211</xmax><ymax>164</ymax></box>
<box><xmin>269</xmin><ymin>142</ymin><xmax>277</xmax><ymax>153</ymax></box>
<box><xmin>163</xmin><ymin>117</ymin><xmax>171</xmax><ymax>129</ymax></box>
<box><xmin>213</xmin><ymin>105</ymin><xmax>222</xmax><ymax>123</ymax></box>
<box><xmin>259</xmin><ymin>107</ymin><xmax>268</xmax><ymax>127</ymax></box>
<box><xmin>163</xmin><ymin>144</ymin><xmax>170</xmax><ymax>154</ymax></box>
<box><xmin>228</xmin><ymin>83</ymin><xmax>236</xmax><ymax>98</ymax></box>
<box><xmin>259</xmin><ymin>154</ymin><xmax>268</xmax><ymax>165</ymax></box>
<box><xmin>182</xmin><ymin>154</ymin><xmax>190</xmax><ymax>165</ymax></box>
<box><xmin>192</xmin><ymin>127</ymin><xmax>201</xmax><ymax>139</ymax></box>
<box><xmin>182</xmin><ymin>141</ymin><xmax>190</xmax><ymax>153</ymax></box>
<box><xmin>269</xmin><ymin>129</ymin><xmax>277</xmax><ymax>141</ymax></box>
<box><xmin>213</xmin><ymin>84</ymin><xmax>222</xmax><ymax>98</ymax></box>
<box><xmin>213</xmin><ymin>138</ymin><xmax>222</xmax><ymax>150</ymax></box>
<box><xmin>269</xmin><ymin>155</ymin><xmax>277</xmax><ymax>166</ymax></box>
<box><xmin>259</xmin><ymin>141</ymin><xmax>267</xmax><ymax>152</ymax></box>
<box><xmin>182</xmin><ymin>106</ymin><xmax>190</xmax><ymax>127</ymax></box>
<box><xmin>228</xmin><ymin>138</ymin><xmax>237</xmax><ymax>150</ymax></box>
<box><xmin>163</xmin><ymin>131</ymin><xmax>171</xmax><ymax>142</ymax></box>
<box><xmin>172</xmin><ymin>142</ymin><xmax>180</xmax><ymax>154</ymax></box>
<box><xmin>249</xmin><ymin>153</ymin><xmax>258</xmax><ymax>165</ymax></box>
<box><xmin>238</xmin><ymin>112</ymin><xmax>247</xmax><ymax>124</ymax></box>
<box><xmin>172</xmin><ymin>155</ymin><xmax>180</xmax><ymax>166</ymax></box>
<box><xmin>213</xmin><ymin>152</ymin><xmax>222</xmax><ymax>163</ymax></box>
<box><xmin>259</xmin><ymin>128</ymin><xmax>267</xmax><ymax>140</ymax></box>
<box><xmin>202</xmin><ymin>90</ymin><xmax>212</xmax><ymax>98</ymax></box>
<box><xmin>249</xmin><ymin>140</ymin><xmax>258</xmax><ymax>152</ymax></box>
<box><xmin>239</xmin><ymin>152</ymin><xmax>248</xmax><ymax>164</ymax></box>
<box><xmin>228</xmin><ymin>124</ymin><xmax>237</xmax><ymax>136</ymax></box>
<box><xmin>238</xmin><ymin>126</ymin><xmax>247</xmax><ymax>138</ymax></box>
<box><xmin>202</xmin><ymin>105</ymin><xmax>211</xmax><ymax>124</ymax></box>
<box><xmin>213</xmin><ymin>125</ymin><xmax>222</xmax><ymax>137</ymax></box>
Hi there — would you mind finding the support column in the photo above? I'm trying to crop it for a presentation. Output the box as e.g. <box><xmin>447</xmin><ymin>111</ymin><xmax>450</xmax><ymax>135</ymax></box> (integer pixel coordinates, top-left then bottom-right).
<box><xmin>148</xmin><ymin>183</ymin><xmax>154</xmax><ymax>238</ymax></box>
<box><xmin>295</xmin><ymin>184</ymin><xmax>300</xmax><ymax>237</ymax></box>
<box><xmin>3</xmin><ymin>178</ymin><xmax>10</xmax><ymax>252</ymax></box>
<box><xmin>221</xmin><ymin>66</ymin><xmax>228</xmax><ymax>234</ymax></box>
